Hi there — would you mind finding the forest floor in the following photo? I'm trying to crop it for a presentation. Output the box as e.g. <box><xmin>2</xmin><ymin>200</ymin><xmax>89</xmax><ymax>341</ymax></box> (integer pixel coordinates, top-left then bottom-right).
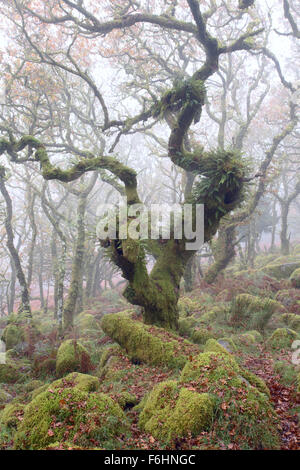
<box><xmin>0</xmin><ymin>257</ymin><xmax>300</xmax><ymax>450</ymax></box>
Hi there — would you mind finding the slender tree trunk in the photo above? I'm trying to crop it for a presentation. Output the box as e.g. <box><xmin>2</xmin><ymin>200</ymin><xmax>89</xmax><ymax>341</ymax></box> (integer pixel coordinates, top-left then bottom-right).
<box><xmin>0</xmin><ymin>173</ymin><xmax>31</xmax><ymax>316</ymax></box>
<box><xmin>63</xmin><ymin>193</ymin><xmax>87</xmax><ymax>330</ymax></box>
<box><xmin>280</xmin><ymin>202</ymin><xmax>290</xmax><ymax>255</ymax></box>
<box><xmin>204</xmin><ymin>222</ymin><xmax>236</xmax><ymax>284</ymax></box>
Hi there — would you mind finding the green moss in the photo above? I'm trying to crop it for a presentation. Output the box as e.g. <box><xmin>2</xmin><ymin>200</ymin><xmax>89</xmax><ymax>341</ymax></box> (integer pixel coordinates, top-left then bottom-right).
<box><xmin>266</xmin><ymin>328</ymin><xmax>299</xmax><ymax>349</ymax></box>
<box><xmin>13</xmin><ymin>387</ymin><xmax>128</xmax><ymax>450</ymax></box>
<box><xmin>290</xmin><ymin>268</ymin><xmax>300</xmax><ymax>288</ymax></box>
<box><xmin>23</xmin><ymin>380</ymin><xmax>44</xmax><ymax>393</ymax></box>
<box><xmin>254</xmin><ymin>254</ymin><xmax>278</xmax><ymax>268</ymax></box>
<box><xmin>114</xmin><ymin>392</ymin><xmax>138</xmax><ymax>410</ymax></box>
<box><xmin>246</xmin><ymin>330</ymin><xmax>263</xmax><ymax>342</ymax></box>
<box><xmin>99</xmin><ymin>345</ymin><xmax>122</xmax><ymax>369</ymax></box>
<box><xmin>260</xmin><ymin>261</ymin><xmax>300</xmax><ymax>280</ymax></box>
<box><xmin>75</xmin><ymin>313</ymin><xmax>100</xmax><ymax>332</ymax></box>
<box><xmin>138</xmin><ymin>350</ymin><xmax>279</xmax><ymax>448</ymax></box>
<box><xmin>139</xmin><ymin>380</ymin><xmax>215</xmax><ymax>441</ymax></box>
<box><xmin>56</xmin><ymin>339</ymin><xmax>92</xmax><ymax>377</ymax></box>
<box><xmin>274</xmin><ymin>361</ymin><xmax>298</xmax><ymax>387</ymax></box>
<box><xmin>0</xmin><ymin>363</ymin><xmax>19</xmax><ymax>383</ymax></box>
<box><xmin>101</xmin><ymin>312</ymin><xmax>198</xmax><ymax>369</ymax></box>
<box><xmin>32</xmin><ymin>373</ymin><xmax>99</xmax><ymax>400</ymax></box>
<box><xmin>178</xmin><ymin>298</ymin><xmax>198</xmax><ymax>317</ymax></box>
<box><xmin>199</xmin><ymin>305</ymin><xmax>226</xmax><ymax>324</ymax></box>
<box><xmin>191</xmin><ymin>328</ymin><xmax>214</xmax><ymax>345</ymax></box>
<box><xmin>0</xmin><ymin>387</ymin><xmax>12</xmax><ymax>404</ymax></box>
<box><xmin>204</xmin><ymin>338</ymin><xmax>236</xmax><ymax>354</ymax></box>
<box><xmin>178</xmin><ymin>317</ymin><xmax>197</xmax><ymax>336</ymax></box>
<box><xmin>281</xmin><ymin>313</ymin><xmax>300</xmax><ymax>332</ymax></box>
<box><xmin>179</xmin><ymin>351</ymin><xmax>279</xmax><ymax>449</ymax></box>
<box><xmin>0</xmin><ymin>403</ymin><xmax>24</xmax><ymax>428</ymax></box>
<box><xmin>1</xmin><ymin>324</ymin><xmax>24</xmax><ymax>350</ymax></box>
<box><xmin>239</xmin><ymin>369</ymin><xmax>270</xmax><ymax>398</ymax></box>
<box><xmin>31</xmin><ymin>384</ymin><xmax>49</xmax><ymax>400</ymax></box>
<box><xmin>180</xmin><ymin>351</ymin><xmax>239</xmax><ymax>384</ymax></box>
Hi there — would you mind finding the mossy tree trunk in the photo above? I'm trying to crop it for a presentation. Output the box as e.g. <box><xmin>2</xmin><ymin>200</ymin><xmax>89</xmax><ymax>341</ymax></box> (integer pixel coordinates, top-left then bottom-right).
<box><xmin>0</xmin><ymin>1</ymin><xmax>268</xmax><ymax>328</ymax></box>
<box><xmin>0</xmin><ymin>170</ymin><xmax>31</xmax><ymax>316</ymax></box>
<box><xmin>204</xmin><ymin>221</ymin><xmax>236</xmax><ymax>284</ymax></box>
<box><xmin>183</xmin><ymin>255</ymin><xmax>196</xmax><ymax>292</ymax></box>
<box><xmin>63</xmin><ymin>193</ymin><xmax>87</xmax><ymax>331</ymax></box>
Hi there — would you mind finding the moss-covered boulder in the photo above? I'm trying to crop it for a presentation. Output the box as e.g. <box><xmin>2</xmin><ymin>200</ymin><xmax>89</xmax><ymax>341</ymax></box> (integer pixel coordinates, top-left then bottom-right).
<box><xmin>56</xmin><ymin>340</ymin><xmax>92</xmax><ymax>377</ymax></box>
<box><xmin>114</xmin><ymin>391</ymin><xmax>138</xmax><ymax>410</ymax></box>
<box><xmin>266</xmin><ymin>328</ymin><xmax>299</xmax><ymax>349</ymax></box>
<box><xmin>179</xmin><ymin>351</ymin><xmax>279</xmax><ymax>449</ymax></box>
<box><xmin>0</xmin><ymin>387</ymin><xmax>12</xmax><ymax>404</ymax></box>
<box><xmin>139</xmin><ymin>350</ymin><xmax>278</xmax><ymax>449</ymax></box>
<box><xmin>290</xmin><ymin>268</ymin><xmax>300</xmax><ymax>289</ymax></box>
<box><xmin>0</xmin><ymin>402</ymin><xmax>25</xmax><ymax>428</ymax></box>
<box><xmin>281</xmin><ymin>313</ymin><xmax>300</xmax><ymax>332</ymax></box>
<box><xmin>178</xmin><ymin>317</ymin><xmax>197</xmax><ymax>336</ymax></box>
<box><xmin>101</xmin><ymin>312</ymin><xmax>199</xmax><ymax>369</ymax></box>
<box><xmin>139</xmin><ymin>380</ymin><xmax>216</xmax><ymax>442</ymax></box>
<box><xmin>230</xmin><ymin>293</ymin><xmax>283</xmax><ymax>330</ymax></box>
<box><xmin>31</xmin><ymin>373</ymin><xmax>99</xmax><ymax>401</ymax></box>
<box><xmin>260</xmin><ymin>261</ymin><xmax>300</xmax><ymax>280</ymax></box>
<box><xmin>1</xmin><ymin>315</ymin><xmax>40</xmax><ymax>354</ymax></box>
<box><xmin>204</xmin><ymin>338</ymin><xmax>236</xmax><ymax>354</ymax></box>
<box><xmin>191</xmin><ymin>328</ymin><xmax>214</xmax><ymax>345</ymax></box>
<box><xmin>23</xmin><ymin>380</ymin><xmax>44</xmax><ymax>393</ymax></box>
<box><xmin>0</xmin><ymin>363</ymin><xmax>19</xmax><ymax>383</ymax></box>
<box><xmin>1</xmin><ymin>324</ymin><xmax>24</xmax><ymax>350</ymax></box>
<box><xmin>13</xmin><ymin>387</ymin><xmax>128</xmax><ymax>450</ymax></box>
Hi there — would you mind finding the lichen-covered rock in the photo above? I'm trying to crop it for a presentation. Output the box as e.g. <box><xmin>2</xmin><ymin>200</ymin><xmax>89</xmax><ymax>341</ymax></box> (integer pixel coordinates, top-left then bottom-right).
<box><xmin>266</xmin><ymin>328</ymin><xmax>299</xmax><ymax>349</ymax></box>
<box><xmin>230</xmin><ymin>293</ymin><xmax>283</xmax><ymax>330</ymax></box>
<box><xmin>290</xmin><ymin>268</ymin><xmax>300</xmax><ymax>289</ymax></box>
<box><xmin>139</xmin><ymin>380</ymin><xmax>216</xmax><ymax>442</ymax></box>
<box><xmin>0</xmin><ymin>402</ymin><xmax>24</xmax><ymax>428</ymax></box>
<box><xmin>101</xmin><ymin>312</ymin><xmax>199</xmax><ymax>369</ymax></box>
<box><xmin>56</xmin><ymin>340</ymin><xmax>92</xmax><ymax>377</ymax></box>
<box><xmin>13</xmin><ymin>387</ymin><xmax>128</xmax><ymax>450</ymax></box>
